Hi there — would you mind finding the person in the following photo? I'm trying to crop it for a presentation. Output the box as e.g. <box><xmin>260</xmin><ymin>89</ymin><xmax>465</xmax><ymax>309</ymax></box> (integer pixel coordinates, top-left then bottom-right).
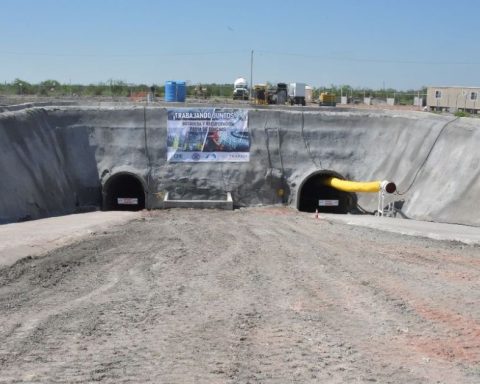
<box><xmin>203</xmin><ymin>129</ymin><xmax>224</xmax><ymax>152</ymax></box>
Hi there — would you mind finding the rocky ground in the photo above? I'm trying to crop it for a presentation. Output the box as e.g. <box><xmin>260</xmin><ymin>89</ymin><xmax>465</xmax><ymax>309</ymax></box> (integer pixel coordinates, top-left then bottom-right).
<box><xmin>0</xmin><ymin>207</ymin><xmax>479</xmax><ymax>383</ymax></box>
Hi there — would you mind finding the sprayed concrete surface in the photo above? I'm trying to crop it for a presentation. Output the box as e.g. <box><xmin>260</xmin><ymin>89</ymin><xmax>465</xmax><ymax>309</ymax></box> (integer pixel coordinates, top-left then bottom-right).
<box><xmin>0</xmin><ymin>207</ymin><xmax>479</xmax><ymax>383</ymax></box>
<box><xmin>322</xmin><ymin>214</ymin><xmax>480</xmax><ymax>245</ymax></box>
<box><xmin>1</xmin><ymin>105</ymin><xmax>479</xmax><ymax>226</ymax></box>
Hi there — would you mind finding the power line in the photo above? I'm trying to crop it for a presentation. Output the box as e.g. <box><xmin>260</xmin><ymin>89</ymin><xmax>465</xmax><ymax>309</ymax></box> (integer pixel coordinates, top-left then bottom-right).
<box><xmin>7</xmin><ymin>48</ymin><xmax>478</xmax><ymax>66</ymax></box>
<box><xmin>256</xmin><ymin>50</ymin><xmax>480</xmax><ymax>66</ymax></box>
<box><xmin>2</xmin><ymin>50</ymin><xmax>250</xmax><ymax>58</ymax></box>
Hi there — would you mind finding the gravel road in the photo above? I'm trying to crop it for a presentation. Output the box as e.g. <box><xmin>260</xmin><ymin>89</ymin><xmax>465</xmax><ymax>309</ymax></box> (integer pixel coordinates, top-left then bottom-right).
<box><xmin>0</xmin><ymin>207</ymin><xmax>479</xmax><ymax>383</ymax></box>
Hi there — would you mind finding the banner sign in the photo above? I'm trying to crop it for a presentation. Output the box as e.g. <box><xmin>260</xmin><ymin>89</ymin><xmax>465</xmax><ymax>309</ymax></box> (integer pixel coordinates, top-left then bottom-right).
<box><xmin>167</xmin><ymin>108</ymin><xmax>249</xmax><ymax>162</ymax></box>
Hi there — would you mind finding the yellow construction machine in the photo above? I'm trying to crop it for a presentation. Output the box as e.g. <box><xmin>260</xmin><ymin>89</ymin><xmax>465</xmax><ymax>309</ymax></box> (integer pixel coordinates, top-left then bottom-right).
<box><xmin>253</xmin><ymin>84</ymin><xmax>268</xmax><ymax>105</ymax></box>
<box><xmin>319</xmin><ymin>92</ymin><xmax>337</xmax><ymax>106</ymax></box>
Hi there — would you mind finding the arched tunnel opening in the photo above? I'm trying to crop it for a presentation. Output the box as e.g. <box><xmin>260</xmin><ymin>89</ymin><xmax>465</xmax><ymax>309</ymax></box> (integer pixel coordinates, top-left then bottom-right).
<box><xmin>298</xmin><ymin>171</ymin><xmax>357</xmax><ymax>214</ymax></box>
<box><xmin>103</xmin><ymin>173</ymin><xmax>146</xmax><ymax>211</ymax></box>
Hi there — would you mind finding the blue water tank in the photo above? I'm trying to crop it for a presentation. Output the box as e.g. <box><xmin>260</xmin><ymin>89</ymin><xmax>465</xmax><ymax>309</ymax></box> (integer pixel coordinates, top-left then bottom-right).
<box><xmin>165</xmin><ymin>81</ymin><xmax>176</xmax><ymax>102</ymax></box>
<box><xmin>176</xmin><ymin>81</ymin><xmax>186</xmax><ymax>102</ymax></box>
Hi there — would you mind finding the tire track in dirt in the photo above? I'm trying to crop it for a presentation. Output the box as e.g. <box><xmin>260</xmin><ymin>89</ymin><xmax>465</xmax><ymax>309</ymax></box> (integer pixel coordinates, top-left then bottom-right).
<box><xmin>0</xmin><ymin>208</ymin><xmax>479</xmax><ymax>383</ymax></box>
<box><xmin>284</xmin><ymin>211</ymin><xmax>480</xmax><ymax>382</ymax></box>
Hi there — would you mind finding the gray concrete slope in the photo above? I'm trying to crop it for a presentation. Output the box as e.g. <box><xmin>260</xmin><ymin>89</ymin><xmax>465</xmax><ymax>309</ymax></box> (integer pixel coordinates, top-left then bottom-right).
<box><xmin>0</xmin><ymin>109</ymin><xmax>97</xmax><ymax>223</ymax></box>
<box><xmin>0</xmin><ymin>106</ymin><xmax>479</xmax><ymax>226</ymax></box>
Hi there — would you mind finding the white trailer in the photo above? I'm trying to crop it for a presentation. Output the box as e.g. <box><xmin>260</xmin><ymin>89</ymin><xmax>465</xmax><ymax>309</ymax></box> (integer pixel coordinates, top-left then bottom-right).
<box><xmin>288</xmin><ymin>83</ymin><xmax>306</xmax><ymax>106</ymax></box>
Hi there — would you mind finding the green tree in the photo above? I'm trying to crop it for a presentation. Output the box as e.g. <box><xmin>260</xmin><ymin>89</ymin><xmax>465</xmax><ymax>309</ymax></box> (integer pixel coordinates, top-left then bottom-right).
<box><xmin>13</xmin><ymin>78</ymin><xmax>34</xmax><ymax>95</ymax></box>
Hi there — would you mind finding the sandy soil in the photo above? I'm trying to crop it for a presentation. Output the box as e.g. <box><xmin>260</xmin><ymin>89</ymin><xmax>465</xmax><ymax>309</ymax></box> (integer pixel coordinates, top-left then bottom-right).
<box><xmin>0</xmin><ymin>207</ymin><xmax>479</xmax><ymax>383</ymax></box>
<box><xmin>0</xmin><ymin>211</ymin><xmax>139</xmax><ymax>267</ymax></box>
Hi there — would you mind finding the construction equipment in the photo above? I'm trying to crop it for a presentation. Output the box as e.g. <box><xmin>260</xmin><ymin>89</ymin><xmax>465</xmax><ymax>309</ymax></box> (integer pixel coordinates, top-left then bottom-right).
<box><xmin>267</xmin><ymin>83</ymin><xmax>288</xmax><ymax>105</ymax></box>
<box><xmin>319</xmin><ymin>92</ymin><xmax>337</xmax><ymax>106</ymax></box>
<box><xmin>288</xmin><ymin>83</ymin><xmax>306</xmax><ymax>106</ymax></box>
<box><xmin>194</xmin><ymin>84</ymin><xmax>208</xmax><ymax>99</ymax></box>
<box><xmin>253</xmin><ymin>84</ymin><xmax>268</xmax><ymax>104</ymax></box>
<box><xmin>233</xmin><ymin>77</ymin><xmax>249</xmax><ymax>100</ymax></box>
<box><xmin>252</xmin><ymin>82</ymin><xmax>303</xmax><ymax>106</ymax></box>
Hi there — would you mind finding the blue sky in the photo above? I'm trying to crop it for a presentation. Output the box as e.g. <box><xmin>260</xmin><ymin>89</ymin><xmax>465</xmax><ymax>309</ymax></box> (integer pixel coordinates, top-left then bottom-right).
<box><xmin>1</xmin><ymin>0</ymin><xmax>479</xmax><ymax>89</ymax></box>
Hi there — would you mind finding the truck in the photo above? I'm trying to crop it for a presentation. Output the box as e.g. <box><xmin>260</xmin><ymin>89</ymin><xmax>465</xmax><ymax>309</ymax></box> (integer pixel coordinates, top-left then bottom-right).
<box><xmin>233</xmin><ymin>77</ymin><xmax>249</xmax><ymax>100</ymax></box>
<box><xmin>267</xmin><ymin>83</ymin><xmax>288</xmax><ymax>105</ymax></box>
<box><xmin>254</xmin><ymin>83</ymin><xmax>288</xmax><ymax>105</ymax></box>
<box><xmin>288</xmin><ymin>83</ymin><xmax>306</xmax><ymax>106</ymax></box>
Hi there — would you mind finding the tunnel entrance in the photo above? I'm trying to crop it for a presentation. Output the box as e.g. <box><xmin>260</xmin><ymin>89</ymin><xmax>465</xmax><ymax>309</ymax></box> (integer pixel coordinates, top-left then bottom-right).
<box><xmin>298</xmin><ymin>171</ymin><xmax>356</xmax><ymax>214</ymax></box>
<box><xmin>103</xmin><ymin>173</ymin><xmax>146</xmax><ymax>211</ymax></box>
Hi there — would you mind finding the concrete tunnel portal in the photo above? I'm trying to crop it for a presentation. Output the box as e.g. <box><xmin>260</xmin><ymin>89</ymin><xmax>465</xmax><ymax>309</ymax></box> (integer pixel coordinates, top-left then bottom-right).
<box><xmin>103</xmin><ymin>171</ymin><xmax>357</xmax><ymax>213</ymax></box>
<box><xmin>103</xmin><ymin>173</ymin><xmax>146</xmax><ymax>211</ymax></box>
<box><xmin>2</xmin><ymin>106</ymin><xmax>480</xmax><ymax>226</ymax></box>
<box><xmin>298</xmin><ymin>171</ymin><xmax>357</xmax><ymax>214</ymax></box>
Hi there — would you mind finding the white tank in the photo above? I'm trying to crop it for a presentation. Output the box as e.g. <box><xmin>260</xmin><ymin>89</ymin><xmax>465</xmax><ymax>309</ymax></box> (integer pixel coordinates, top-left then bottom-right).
<box><xmin>305</xmin><ymin>86</ymin><xmax>313</xmax><ymax>103</ymax></box>
<box><xmin>234</xmin><ymin>77</ymin><xmax>248</xmax><ymax>88</ymax></box>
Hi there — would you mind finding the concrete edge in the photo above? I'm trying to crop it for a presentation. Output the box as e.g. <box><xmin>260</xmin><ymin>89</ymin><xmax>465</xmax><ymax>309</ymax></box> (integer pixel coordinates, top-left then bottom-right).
<box><xmin>163</xmin><ymin>192</ymin><xmax>234</xmax><ymax>210</ymax></box>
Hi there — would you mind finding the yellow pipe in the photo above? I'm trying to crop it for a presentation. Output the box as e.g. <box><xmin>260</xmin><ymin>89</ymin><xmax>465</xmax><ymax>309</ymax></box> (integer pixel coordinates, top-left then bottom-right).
<box><xmin>324</xmin><ymin>177</ymin><xmax>396</xmax><ymax>193</ymax></box>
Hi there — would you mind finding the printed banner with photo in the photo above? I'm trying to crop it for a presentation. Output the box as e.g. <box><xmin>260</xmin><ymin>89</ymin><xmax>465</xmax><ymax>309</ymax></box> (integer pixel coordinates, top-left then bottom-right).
<box><xmin>167</xmin><ymin>108</ymin><xmax>249</xmax><ymax>162</ymax></box>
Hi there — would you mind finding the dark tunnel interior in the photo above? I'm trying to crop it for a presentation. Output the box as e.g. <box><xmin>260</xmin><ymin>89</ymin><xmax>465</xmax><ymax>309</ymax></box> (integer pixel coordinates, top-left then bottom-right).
<box><xmin>298</xmin><ymin>172</ymin><xmax>356</xmax><ymax>213</ymax></box>
<box><xmin>104</xmin><ymin>174</ymin><xmax>145</xmax><ymax>211</ymax></box>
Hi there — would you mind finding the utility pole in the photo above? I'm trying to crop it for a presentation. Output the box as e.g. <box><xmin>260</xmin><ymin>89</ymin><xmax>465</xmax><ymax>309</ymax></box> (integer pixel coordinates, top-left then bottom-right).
<box><xmin>250</xmin><ymin>50</ymin><xmax>254</xmax><ymax>100</ymax></box>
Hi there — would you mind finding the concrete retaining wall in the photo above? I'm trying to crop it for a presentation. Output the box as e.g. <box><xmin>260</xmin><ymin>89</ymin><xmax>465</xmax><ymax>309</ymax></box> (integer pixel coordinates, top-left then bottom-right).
<box><xmin>0</xmin><ymin>106</ymin><xmax>479</xmax><ymax>226</ymax></box>
<box><xmin>0</xmin><ymin>109</ymin><xmax>100</xmax><ymax>223</ymax></box>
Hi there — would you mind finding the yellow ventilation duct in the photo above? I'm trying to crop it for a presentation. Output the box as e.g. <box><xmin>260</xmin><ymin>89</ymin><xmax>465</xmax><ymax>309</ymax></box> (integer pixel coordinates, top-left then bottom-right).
<box><xmin>324</xmin><ymin>177</ymin><xmax>396</xmax><ymax>194</ymax></box>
